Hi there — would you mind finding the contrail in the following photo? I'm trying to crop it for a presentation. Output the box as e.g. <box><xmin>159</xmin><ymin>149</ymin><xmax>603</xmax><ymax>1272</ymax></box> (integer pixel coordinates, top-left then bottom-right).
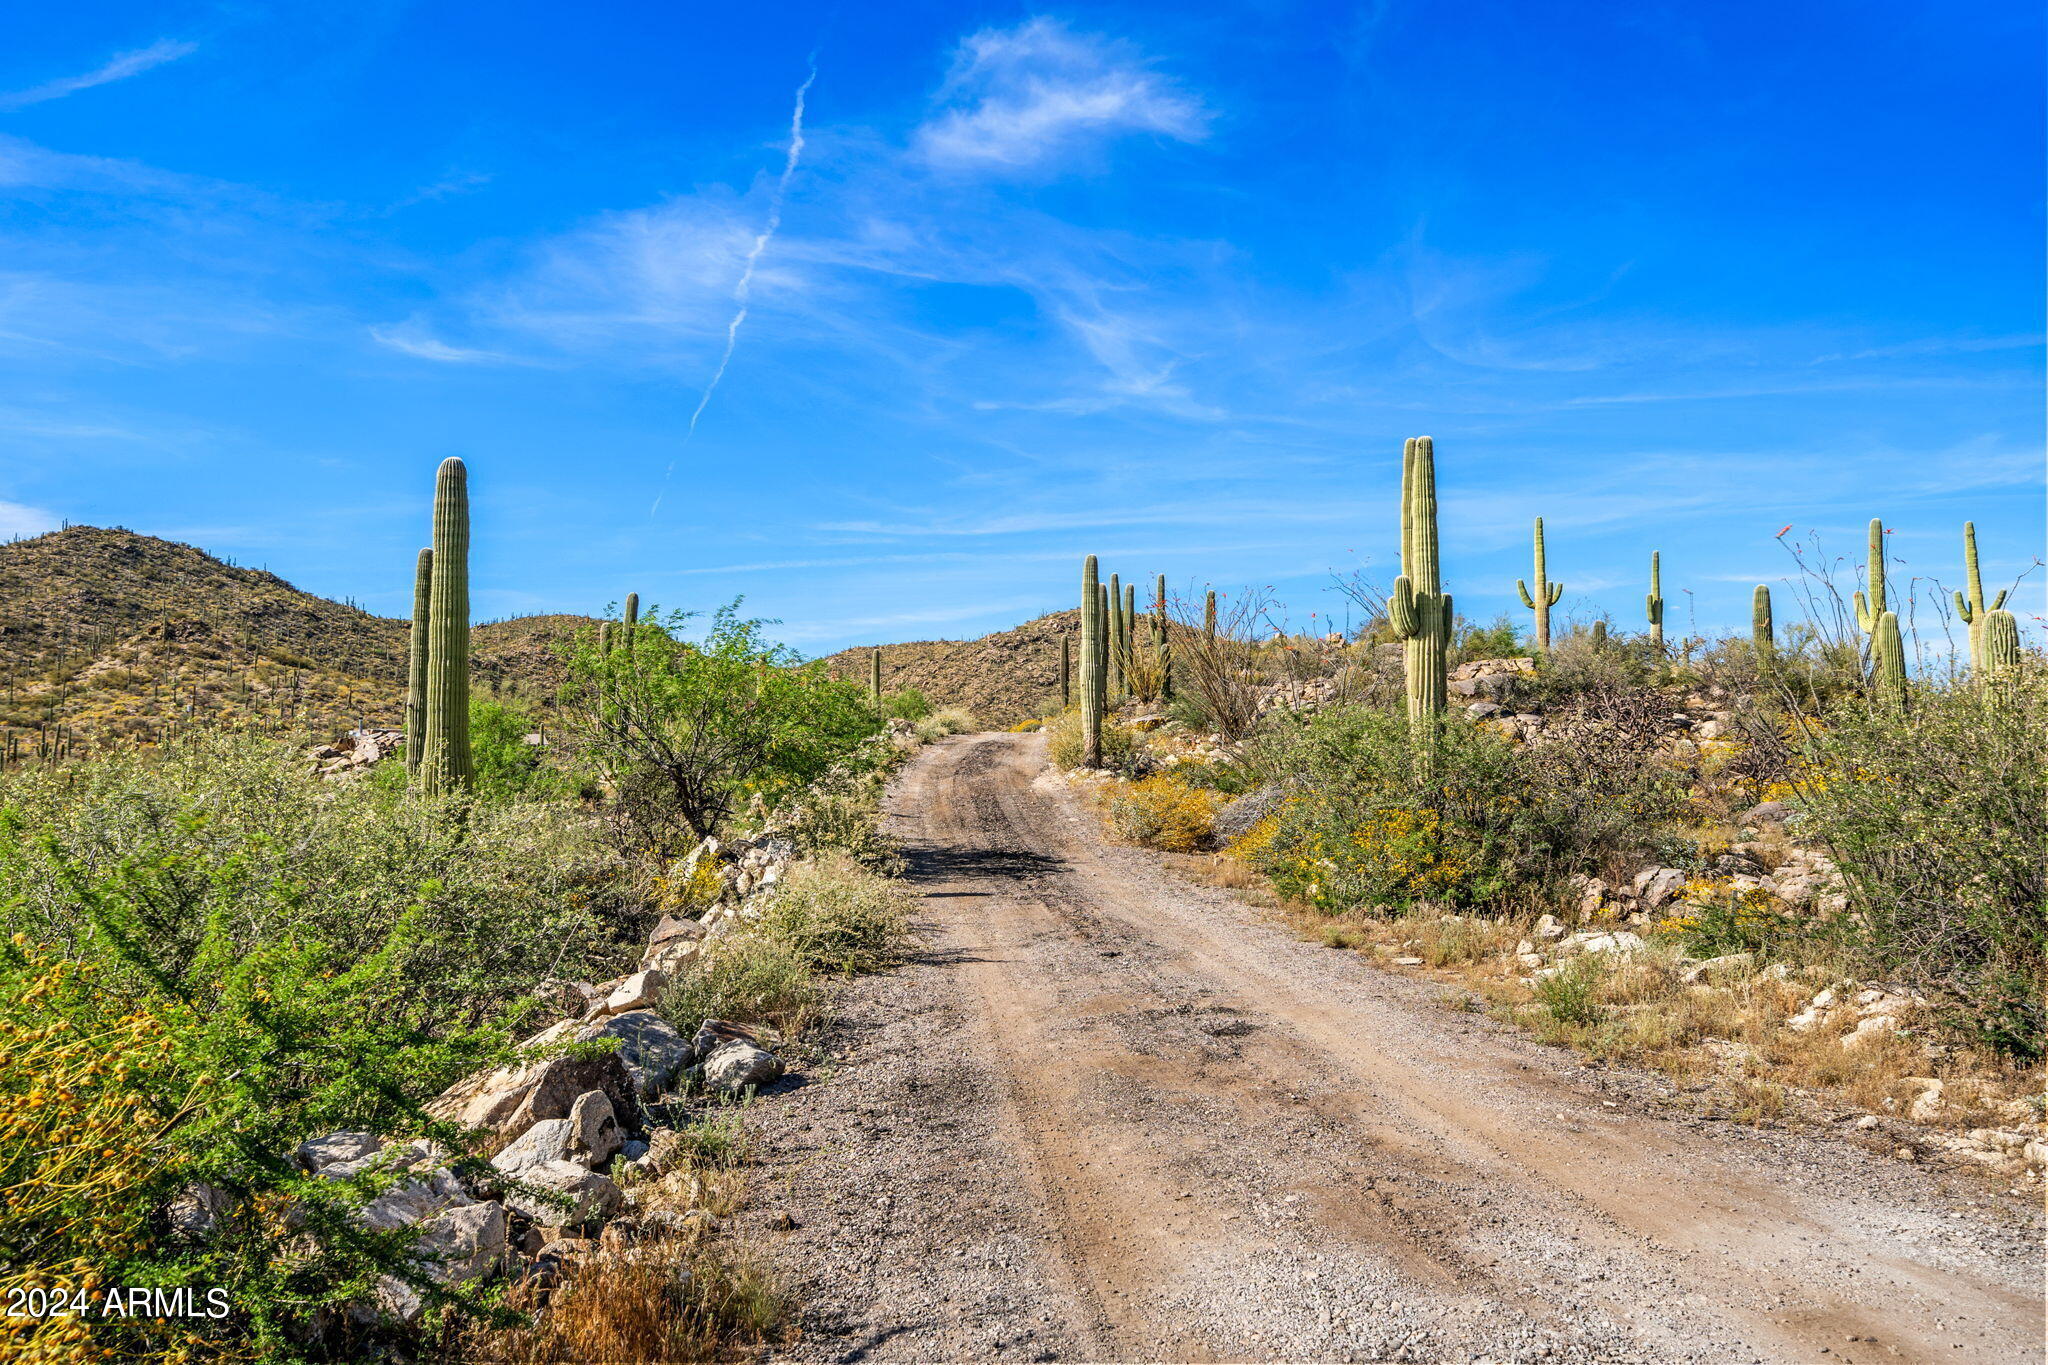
<box><xmin>652</xmin><ymin>64</ymin><xmax>816</xmax><ymax>515</ymax></box>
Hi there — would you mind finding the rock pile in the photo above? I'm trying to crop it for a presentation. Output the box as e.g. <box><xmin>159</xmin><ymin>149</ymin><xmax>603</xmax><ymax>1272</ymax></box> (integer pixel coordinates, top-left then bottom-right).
<box><xmin>306</xmin><ymin>727</ymin><xmax>404</xmax><ymax>777</ymax></box>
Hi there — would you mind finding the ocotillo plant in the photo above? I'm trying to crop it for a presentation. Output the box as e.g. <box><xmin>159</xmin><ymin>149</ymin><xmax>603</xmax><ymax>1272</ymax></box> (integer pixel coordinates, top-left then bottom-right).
<box><xmin>1388</xmin><ymin>436</ymin><xmax>1450</xmax><ymax>724</ymax></box>
<box><xmin>1978</xmin><ymin>609</ymin><xmax>2021</xmax><ymax>680</ymax></box>
<box><xmin>1516</xmin><ymin>517</ymin><xmax>1563</xmax><ymax>651</ymax></box>
<box><xmin>870</xmin><ymin>647</ymin><xmax>882</xmax><ymax>706</ymax></box>
<box><xmin>1954</xmin><ymin>522</ymin><xmax>2009</xmax><ymax>672</ymax></box>
<box><xmin>1154</xmin><ymin>573</ymin><xmax>1172</xmax><ymax>701</ymax></box>
<box><xmin>405</xmin><ymin>547</ymin><xmax>432</xmax><ymax>774</ymax></box>
<box><xmin>1871</xmin><ymin>610</ymin><xmax>1907</xmax><ymax>707</ymax></box>
<box><xmin>1060</xmin><ymin>632</ymin><xmax>1072</xmax><ymax>709</ymax></box>
<box><xmin>1080</xmin><ymin>557</ymin><xmax>1103</xmax><ymax>766</ymax></box>
<box><xmin>1752</xmin><ymin>585</ymin><xmax>1776</xmax><ymax>664</ymax></box>
<box><xmin>1646</xmin><ymin>552</ymin><xmax>1664</xmax><ymax>651</ymax></box>
<box><xmin>1107</xmin><ymin>573</ymin><xmax>1124</xmax><ymax>700</ymax></box>
<box><xmin>1853</xmin><ymin>518</ymin><xmax>1888</xmax><ymax>641</ymax></box>
<box><xmin>419</xmin><ymin>457</ymin><xmax>473</xmax><ymax>793</ymax></box>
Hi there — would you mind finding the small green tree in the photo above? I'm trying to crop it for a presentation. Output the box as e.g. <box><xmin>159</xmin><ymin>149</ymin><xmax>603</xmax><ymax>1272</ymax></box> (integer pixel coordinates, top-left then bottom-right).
<box><xmin>559</xmin><ymin>603</ymin><xmax>879</xmax><ymax>864</ymax></box>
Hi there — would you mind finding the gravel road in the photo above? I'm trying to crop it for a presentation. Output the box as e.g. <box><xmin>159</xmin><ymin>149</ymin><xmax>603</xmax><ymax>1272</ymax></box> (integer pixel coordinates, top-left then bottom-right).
<box><xmin>737</xmin><ymin>732</ymin><xmax>2044</xmax><ymax>1364</ymax></box>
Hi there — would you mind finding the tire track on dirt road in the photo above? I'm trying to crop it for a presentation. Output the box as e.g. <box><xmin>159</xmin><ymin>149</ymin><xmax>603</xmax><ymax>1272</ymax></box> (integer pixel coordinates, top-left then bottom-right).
<box><xmin>745</xmin><ymin>732</ymin><xmax>2044</xmax><ymax>1363</ymax></box>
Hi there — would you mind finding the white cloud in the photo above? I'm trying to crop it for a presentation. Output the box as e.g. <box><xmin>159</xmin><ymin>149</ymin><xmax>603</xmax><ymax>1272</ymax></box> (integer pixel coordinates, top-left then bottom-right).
<box><xmin>369</xmin><ymin>323</ymin><xmax>536</xmax><ymax>366</ymax></box>
<box><xmin>0</xmin><ymin>39</ymin><xmax>197</xmax><ymax>111</ymax></box>
<box><xmin>0</xmin><ymin>499</ymin><xmax>59</xmax><ymax>538</ymax></box>
<box><xmin>915</xmin><ymin>18</ymin><xmax>1206</xmax><ymax>171</ymax></box>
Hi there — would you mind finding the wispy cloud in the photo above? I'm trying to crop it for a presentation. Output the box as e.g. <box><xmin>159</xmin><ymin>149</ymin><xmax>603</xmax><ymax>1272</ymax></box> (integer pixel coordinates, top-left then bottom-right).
<box><xmin>0</xmin><ymin>39</ymin><xmax>197</xmax><ymax>111</ymax></box>
<box><xmin>369</xmin><ymin>323</ymin><xmax>538</xmax><ymax>366</ymax></box>
<box><xmin>915</xmin><ymin>18</ymin><xmax>1206</xmax><ymax>171</ymax></box>
<box><xmin>0</xmin><ymin>499</ymin><xmax>59</xmax><ymax>538</ymax></box>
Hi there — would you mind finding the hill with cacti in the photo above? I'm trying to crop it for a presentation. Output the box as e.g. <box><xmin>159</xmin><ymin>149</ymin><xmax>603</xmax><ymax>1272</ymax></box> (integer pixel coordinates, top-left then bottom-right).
<box><xmin>0</xmin><ymin>525</ymin><xmax>590</xmax><ymax>757</ymax></box>
<box><xmin>822</xmin><ymin>609</ymin><xmax>1081</xmax><ymax>728</ymax></box>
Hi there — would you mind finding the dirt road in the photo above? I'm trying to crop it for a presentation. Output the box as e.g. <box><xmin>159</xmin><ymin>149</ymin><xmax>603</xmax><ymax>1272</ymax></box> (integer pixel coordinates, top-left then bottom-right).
<box><xmin>742</xmin><ymin>733</ymin><xmax>2044</xmax><ymax>1363</ymax></box>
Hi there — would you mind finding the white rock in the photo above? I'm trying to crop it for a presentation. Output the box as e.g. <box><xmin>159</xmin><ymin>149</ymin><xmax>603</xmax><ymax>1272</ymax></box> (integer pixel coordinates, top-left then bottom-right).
<box><xmin>602</xmin><ymin>969</ymin><xmax>669</xmax><ymax>1016</ymax></box>
<box><xmin>1532</xmin><ymin>914</ymin><xmax>1566</xmax><ymax>942</ymax></box>
<box><xmin>1680</xmin><ymin>952</ymin><xmax>1753</xmax><ymax>985</ymax></box>
<box><xmin>371</xmin><ymin>1201</ymin><xmax>507</xmax><ymax>1324</ymax></box>
<box><xmin>491</xmin><ymin>1118</ymin><xmax>574</xmax><ymax>1176</ymax></box>
<box><xmin>1630</xmin><ymin>868</ymin><xmax>1687</xmax><ymax>910</ymax></box>
<box><xmin>567</xmin><ymin>1089</ymin><xmax>623</xmax><ymax>1165</ymax></box>
<box><xmin>503</xmin><ymin>1160</ymin><xmax>623</xmax><ymax>1226</ymax></box>
<box><xmin>297</xmin><ymin>1131</ymin><xmax>383</xmax><ymax>1173</ymax></box>
<box><xmin>700</xmin><ymin>1042</ymin><xmax>784</xmax><ymax>1095</ymax></box>
<box><xmin>1906</xmin><ymin>1082</ymin><xmax>1947</xmax><ymax>1124</ymax></box>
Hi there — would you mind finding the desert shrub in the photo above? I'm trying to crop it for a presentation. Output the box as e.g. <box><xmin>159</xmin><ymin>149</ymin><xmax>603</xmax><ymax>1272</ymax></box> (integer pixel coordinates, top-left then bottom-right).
<box><xmin>1243</xmin><ymin>700</ymin><xmax>1686</xmax><ymax>915</ymax></box>
<box><xmin>469</xmin><ymin>697</ymin><xmax>573</xmax><ymax>801</ymax></box>
<box><xmin>658</xmin><ymin>933</ymin><xmax>824</xmax><ymax>1038</ymax></box>
<box><xmin>1657</xmin><ymin>882</ymin><xmax>1802</xmax><ymax>960</ymax></box>
<box><xmin>912</xmin><ymin>706</ymin><xmax>978</xmax><ymax>742</ymax></box>
<box><xmin>771</xmin><ymin>742</ymin><xmax>906</xmax><ymax>875</ymax></box>
<box><xmin>1785</xmin><ymin>664</ymin><xmax>2048</xmax><ymax>1055</ymax></box>
<box><xmin>1533</xmin><ymin>955</ymin><xmax>1605</xmax><ymax>1027</ymax></box>
<box><xmin>881</xmin><ymin>688</ymin><xmax>931</xmax><ymax>722</ymax></box>
<box><xmin>746</xmin><ymin>853</ymin><xmax>912</xmax><ymax>975</ymax></box>
<box><xmin>1453</xmin><ymin>615</ymin><xmax>1523</xmax><ymax>665</ymax></box>
<box><xmin>1507</xmin><ymin>633</ymin><xmax>1655</xmax><ymax>706</ymax></box>
<box><xmin>1163</xmin><ymin>755</ymin><xmax>1254</xmax><ymax>795</ymax></box>
<box><xmin>1043</xmin><ymin>709</ymin><xmax>1142</xmax><ymax>774</ymax></box>
<box><xmin>1103</xmin><ymin>774</ymin><xmax>1225</xmax><ymax>852</ymax></box>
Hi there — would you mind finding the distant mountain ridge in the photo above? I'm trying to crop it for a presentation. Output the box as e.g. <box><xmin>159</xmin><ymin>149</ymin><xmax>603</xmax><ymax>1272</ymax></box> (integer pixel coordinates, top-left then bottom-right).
<box><xmin>821</xmin><ymin>610</ymin><xmax>1079</xmax><ymax>728</ymax></box>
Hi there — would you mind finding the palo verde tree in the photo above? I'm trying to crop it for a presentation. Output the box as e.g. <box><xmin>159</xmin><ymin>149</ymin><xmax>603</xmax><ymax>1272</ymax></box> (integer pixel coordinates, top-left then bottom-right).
<box><xmin>559</xmin><ymin>602</ymin><xmax>878</xmax><ymax>865</ymax></box>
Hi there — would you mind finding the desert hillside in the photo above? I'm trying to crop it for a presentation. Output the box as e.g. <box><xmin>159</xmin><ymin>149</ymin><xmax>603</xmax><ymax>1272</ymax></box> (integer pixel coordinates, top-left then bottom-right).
<box><xmin>0</xmin><ymin>526</ymin><xmax>590</xmax><ymax>750</ymax></box>
<box><xmin>821</xmin><ymin>608</ymin><xmax>1079</xmax><ymax>727</ymax></box>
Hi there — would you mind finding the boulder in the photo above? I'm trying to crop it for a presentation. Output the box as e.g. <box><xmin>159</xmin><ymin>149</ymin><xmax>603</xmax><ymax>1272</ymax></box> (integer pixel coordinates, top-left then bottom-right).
<box><xmin>642</xmin><ymin>937</ymin><xmax>703</xmax><ymax>975</ymax></box>
<box><xmin>688</xmin><ymin>1018</ymin><xmax>762</xmax><ymax>1062</ymax></box>
<box><xmin>1841</xmin><ymin>1014</ymin><xmax>1902</xmax><ymax>1050</ymax></box>
<box><xmin>427</xmin><ymin>1045</ymin><xmax>642</xmax><ymax>1140</ymax></box>
<box><xmin>601</xmin><ymin>970</ymin><xmax>668</xmax><ymax>1016</ymax></box>
<box><xmin>1559</xmin><ymin>929</ymin><xmax>1646</xmax><ymax>959</ymax></box>
<box><xmin>167</xmin><ymin>1182</ymin><xmax>231</xmax><ymax>1239</ymax></box>
<box><xmin>1680</xmin><ymin>952</ymin><xmax>1753</xmax><ymax>985</ymax></box>
<box><xmin>578</xmin><ymin>1010</ymin><xmax>694</xmax><ymax>1098</ymax></box>
<box><xmin>1465</xmin><ymin>701</ymin><xmax>1504</xmax><ymax>719</ymax></box>
<box><xmin>1212</xmin><ymin>785</ymin><xmax>1287</xmax><ymax>846</ymax></box>
<box><xmin>491</xmin><ymin>1118</ymin><xmax>575</xmax><ymax>1176</ymax></box>
<box><xmin>567</xmin><ymin>1089</ymin><xmax>623</xmax><ymax>1165</ymax></box>
<box><xmin>502</xmin><ymin>1161</ymin><xmax>623</xmax><ymax>1226</ymax></box>
<box><xmin>1630</xmin><ymin>867</ymin><xmax>1687</xmax><ymax>911</ymax></box>
<box><xmin>701</xmin><ymin>1042</ymin><xmax>784</xmax><ymax>1095</ymax></box>
<box><xmin>296</xmin><ymin>1131</ymin><xmax>383</xmax><ymax>1174</ymax></box>
<box><xmin>371</xmin><ymin>1202</ymin><xmax>507</xmax><ymax>1325</ymax></box>
<box><xmin>1532</xmin><ymin>913</ymin><xmax>1566</xmax><ymax>942</ymax></box>
<box><xmin>1741</xmin><ymin>801</ymin><xmax>1793</xmax><ymax>824</ymax></box>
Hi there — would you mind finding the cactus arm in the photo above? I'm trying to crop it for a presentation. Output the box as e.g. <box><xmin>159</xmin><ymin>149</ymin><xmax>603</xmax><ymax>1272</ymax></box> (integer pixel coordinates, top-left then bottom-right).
<box><xmin>1516</xmin><ymin>580</ymin><xmax>1535</xmax><ymax>610</ymax></box>
<box><xmin>1992</xmin><ymin>589</ymin><xmax>2008</xmax><ymax>610</ymax></box>
<box><xmin>1955</xmin><ymin>589</ymin><xmax>1974</xmax><ymax>624</ymax></box>
<box><xmin>1390</xmin><ymin>576</ymin><xmax>1419</xmax><ymax>637</ymax></box>
<box><xmin>1546</xmin><ymin>581</ymin><xmax>1562</xmax><ymax>606</ymax></box>
<box><xmin>1853</xmin><ymin>589</ymin><xmax>1872</xmax><ymax>633</ymax></box>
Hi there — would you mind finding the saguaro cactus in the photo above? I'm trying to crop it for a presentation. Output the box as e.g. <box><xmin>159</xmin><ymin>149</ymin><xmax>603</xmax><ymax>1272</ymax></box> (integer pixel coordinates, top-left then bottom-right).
<box><xmin>419</xmin><ymin>457</ymin><xmax>473</xmax><ymax>793</ymax></box>
<box><xmin>1752</xmin><ymin>585</ymin><xmax>1776</xmax><ymax>664</ymax></box>
<box><xmin>1646</xmin><ymin>552</ymin><xmax>1665</xmax><ymax>651</ymax></box>
<box><xmin>1954</xmin><ymin>522</ymin><xmax>2009</xmax><ymax>671</ymax></box>
<box><xmin>1204</xmin><ymin>589</ymin><xmax>1217</xmax><ymax>641</ymax></box>
<box><xmin>1097</xmin><ymin>582</ymin><xmax>1110</xmax><ymax>714</ymax></box>
<box><xmin>1080</xmin><ymin>557</ymin><xmax>1103</xmax><ymax>766</ymax></box>
<box><xmin>405</xmin><ymin>548</ymin><xmax>432</xmax><ymax>774</ymax></box>
<box><xmin>1388</xmin><ymin>436</ymin><xmax>1451</xmax><ymax>724</ymax></box>
<box><xmin>622</xmin><ymin>592</ymin><xmax>640</xmax><ymax>656</ymax></box>
<box><xmin>1853</xmin><ymin>518</ymin><xmax>1888</xmax><ymax>639</ymax></box>
<box><xmin>1123</xmin><ymin>583</ymin><xmax>1137</xmax><ymax>694</ymax></box>
<box><xmin>1107</xmin><ymin>573</ymin><xmax>1124</xmax><ymax>699</ymax></box>
<box><xmin>1516</xmin><ymin>518</ymin><xmax>1563</xmax><ymax>651</ymax></box>
<box><xmin>1060</xmin><ymin>632</ymin><xmax>1072</xmax><ymax>709</ymax></box>
<box><xmin>1871</xmin><ymin>610</ymin><xmax>1907</xmax><ymax>707</ymax></box>
<box><xmin>1978</xmin><ymin>609</ymin><xmax>2021</xmax><ymax>680</ymax></box>
<box><xmin>870</xmin><ymin>647</ymin><xmax>882</xmax><ymax>705</ymax></box>
<box><xmin>1590</xmin><ymin>620</ymin><xmax>1607</xmax><ymax>649</ymax></box>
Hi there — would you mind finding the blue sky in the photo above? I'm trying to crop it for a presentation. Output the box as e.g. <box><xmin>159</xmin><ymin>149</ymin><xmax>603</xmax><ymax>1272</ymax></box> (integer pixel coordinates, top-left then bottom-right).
<box><xmin>2</xmin><ymin>1</ymin><xmax>2041</xmax><ymax>657</ymax></box>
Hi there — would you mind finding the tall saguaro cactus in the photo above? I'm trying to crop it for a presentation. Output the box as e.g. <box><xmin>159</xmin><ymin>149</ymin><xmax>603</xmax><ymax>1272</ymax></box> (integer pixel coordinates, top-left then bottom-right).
<box><xmin>1645</xmin><ymin>552</ymin><xmax>1665</xmax><ymax>651</ymax></box>
<box><xmin>622</xmin><ymin>592</ymin><xmax>640</xmax><ymax>656</ymax></box>
<box><xmin>1123</xmin><ymin>583</ymin><xmax>1137</xmax><ymax>695</ymax></box>
<box><xmin>1871</xmin><ymin>610</ymin><xmax>1907</xmax><ymax>707</ymax></box>
<box><xmin>419</xmin><ymin>457</ymin><xmax>473</xmax><ymax>793</ymax></box>
<box><xmin>1204</xmin><ymin>589</ymin><xmax>1217</xmax><ymax>641</ymax></box>
<box><xmin>1954</xmin><ymin>522</ymin><xmax>2009</xmax><ymax>672</ymax></box>
<box><xmin>870</xmin><ymin>648</ymin><xmax>882</xmax><ymax>706</ymax></box>
<box><xmin>1516</xmin><ymin>517</ymin><xmax>1563</xmax><ymax>651</ymax></box>
<box><xmin>1978</xmin><ymin>609</ymin><xmax>2021</xmax><ymax>680</ymax></box>
<box><xmin>1060</xmin><ymin>632</ymin><xmax>1071</xmax><ymax>709</ymax></box>
<box><xmin>1388</xmin><ymin>436</ymin><xmax>1451</xmax><ymax>724</ymax></box>
<box><xmin>1752</xmin><ymin>585</ymin><xmax>1776</xmax><ymax>664</ymax></box>
<box><xmin>1853</xmin><ymin>519</ymin><xmax>1888</xmax><ymax>640</ymax></box>
<box><xmin>405</xmin><ymin>548</ymin><xmax>432</xmax><ymax>774</ymax></box>
<box><xmin>1080</xmin><ymin>557</ymin><xmax>1103</xmax><ymax>767</ymax></box>
<box><xmin>1107</xmin><ymin>573</ymin><xmax>1124</xmax><ymax>699</ymax></box>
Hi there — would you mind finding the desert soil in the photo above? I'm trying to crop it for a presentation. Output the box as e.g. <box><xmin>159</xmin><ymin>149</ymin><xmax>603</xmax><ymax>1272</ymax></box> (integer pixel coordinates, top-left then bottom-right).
<box><xmin>735</xmin><ymin>732</ymin><xmax>2045</xmax><ymax>1364</ymax></box>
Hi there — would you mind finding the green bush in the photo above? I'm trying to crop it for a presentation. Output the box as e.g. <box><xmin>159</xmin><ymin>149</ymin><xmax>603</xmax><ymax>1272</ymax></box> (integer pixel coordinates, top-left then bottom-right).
<box><xmin>746</xmin><ymin>853</ymin><xmax>912</xmax><ymax>975</ymax></box>
<box><xmin>0</xmin><ymin>730</ymin><xmax>631</xmax><ymax>1356</ymax></box>
<box><xmin>657</xmin><ymin>933</ymin><xmax>823</xmax><ymax>1039</ymax></box>
<box><xmin>469</xmin><ymin>697</ymin><xmax>573</xmax><ymax>801</ymax></box>
<box><xmin>1043</xmin><ymin>708</ymin><xmax>1142</xmax><ymax>774</ymax></box>
<box><xmin>1534</xmin><ymin>956</ymin><xmax>1605</xmax><ymax>1027</ymax></box>
<box><xmin>1242</xmin><ymin>697</ymin><xmax>1686</xmax><ymax>915</ymax></box>
<box><xmin>880</xmin><ymin>688</ymin><xmax>931</xmax><ymax>722</ymax></box>
<box><xmin>1786</xmin><ymin>663</ymin><xmax>2048</xmax><ymax>1055</ymax></box>
<box><xmin>912</xmin><ymin>706</ymin><xmax>978</xmax><ymax>742</ymax></box>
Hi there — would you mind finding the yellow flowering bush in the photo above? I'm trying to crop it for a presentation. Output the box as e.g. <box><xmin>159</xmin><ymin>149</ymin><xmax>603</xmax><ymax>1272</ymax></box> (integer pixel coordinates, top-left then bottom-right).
<box><xmin>1103</xmin><ymin>775</ymin><xmax>1225</xmax><ymax>853</ymax></box>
